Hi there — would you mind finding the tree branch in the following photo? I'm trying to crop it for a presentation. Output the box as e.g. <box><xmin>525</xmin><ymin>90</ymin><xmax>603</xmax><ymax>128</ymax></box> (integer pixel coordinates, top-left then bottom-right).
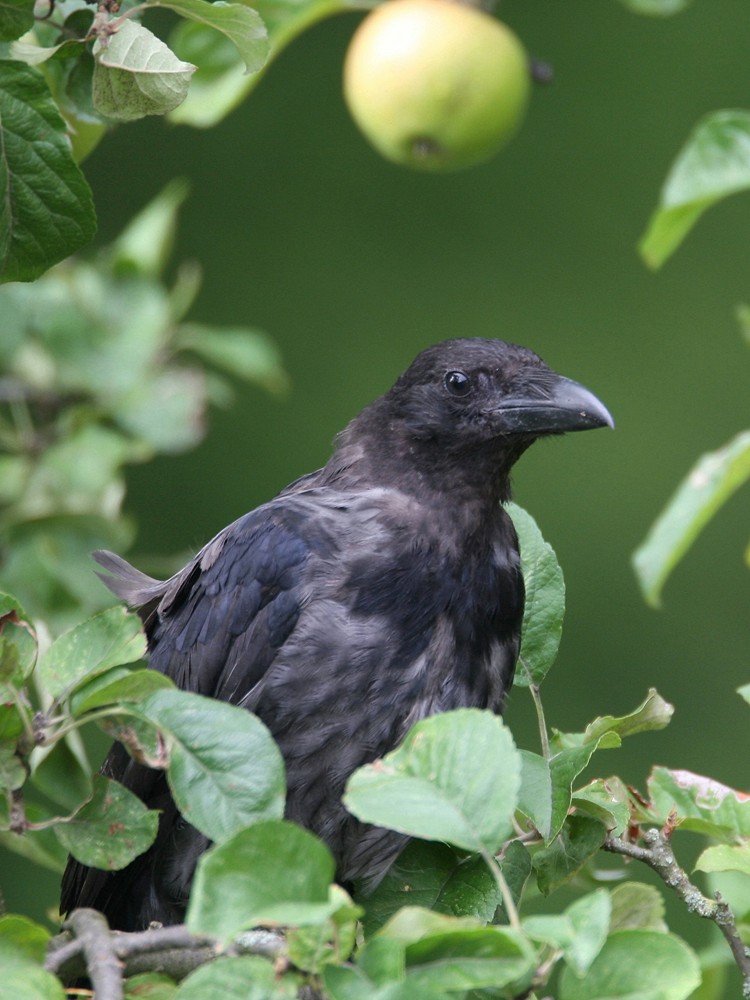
<box><xmin>67</xmin><ymin>909</ymin><xmax>124</xmax><ymax>1000</ymax></box>
<box><xmin>604</xmin><ymin>827</ymin><xmax>750</xmax><ymax>992</ymax></box>
<box><xmin>46</xmin><ymin>917</ymin><xmax>288</xmax><ymax>987</ymax></box>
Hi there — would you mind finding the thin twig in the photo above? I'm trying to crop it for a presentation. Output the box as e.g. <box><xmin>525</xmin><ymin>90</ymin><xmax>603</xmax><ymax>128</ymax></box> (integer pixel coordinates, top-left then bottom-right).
<box><xmin>44</xmin><ymin>706</ymin><xmax>139</xmax><ymax>746</ymax></box>
<box><xmin>117</xmin><ymin>924</ymin><xmax>215</xmax><ymax>957</ymax></box>
<box><xmin>481</xmin><ymin>848</ymin><xmax>521</xmax><ymax>932</ymax></box>
<box><xmin>67</xmin><ymin>909</ymin><xmax>123</xmax><ymax>1000</ymax></box>
<box><xmin>46</xmin><ymin>919</ymin><xmax>288</xmax><ymax>985</ymax></box>
<box><xmin>520</xmin><ymin>657</ymin><xmax>550</xmax><ymax>760</ymax></box>
<box><xmin>604</xmin><ymin>828</ymin><xmax>750</xmax><ymax>996</ymax></box>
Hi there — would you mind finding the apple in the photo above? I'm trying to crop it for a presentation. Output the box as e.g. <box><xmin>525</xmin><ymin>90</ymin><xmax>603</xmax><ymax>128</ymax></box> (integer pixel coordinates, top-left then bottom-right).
<box><xmin>343</xmin><ymin>0</ymin><xmax>530</xmax><ymax>172</ymax></box>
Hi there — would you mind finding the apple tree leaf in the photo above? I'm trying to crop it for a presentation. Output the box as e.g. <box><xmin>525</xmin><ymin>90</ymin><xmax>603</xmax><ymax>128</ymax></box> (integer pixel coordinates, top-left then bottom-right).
<box><xmin>0</xmin><ymin>63</ymin><xmax>96</xmax><ymax>282</ymax></box>
<box><xmin>93</xmin><ymin>19</ymin><xmax>196</xmax><ymax>121</ymax></box>
<box><xmin>640</xmin><ymin>110</ymin><xmax>750</xmax><ymax>268</ymax></box>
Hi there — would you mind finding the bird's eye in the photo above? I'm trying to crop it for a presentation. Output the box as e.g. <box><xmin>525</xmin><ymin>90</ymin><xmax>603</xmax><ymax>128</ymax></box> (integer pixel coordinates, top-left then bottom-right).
<box><xmin>444</xmin><ymin>370</ymin><xmax>472</xmax><ymax>397</ymax></box>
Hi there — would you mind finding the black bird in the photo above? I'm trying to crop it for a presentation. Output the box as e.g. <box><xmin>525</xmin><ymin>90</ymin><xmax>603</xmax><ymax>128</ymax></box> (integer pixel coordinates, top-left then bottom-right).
<box><xmin>60</xmin><ymin>338</ymin><xmax>612</xmax><ymax>930</ymax></box>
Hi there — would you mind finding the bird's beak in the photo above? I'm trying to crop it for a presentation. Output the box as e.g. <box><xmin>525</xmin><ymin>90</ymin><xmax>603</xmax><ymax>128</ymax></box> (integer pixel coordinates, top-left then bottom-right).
<box><xmin>493</xmin><ymin>373</ymin><xmax>614</xmax><ymax>435</ymax></box>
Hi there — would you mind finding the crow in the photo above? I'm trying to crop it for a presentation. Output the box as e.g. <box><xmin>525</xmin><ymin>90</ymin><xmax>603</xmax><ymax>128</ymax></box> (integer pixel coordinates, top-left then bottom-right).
<box><xmin>60</xmin><ymin>338</ymin><xmax>612</xmax><ymax>930</ymax></box>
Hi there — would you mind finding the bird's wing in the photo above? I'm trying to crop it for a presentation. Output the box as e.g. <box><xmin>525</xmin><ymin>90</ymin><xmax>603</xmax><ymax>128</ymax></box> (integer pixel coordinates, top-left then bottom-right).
<box><xmin>98</xmin><ymin>493</ymin><xmax>336</xmax><ymax>698</ymax></box>
<box><xmin>61</xmin><ymin>492</ymin><xmax>337</xmax><ymax>924</ymax></box>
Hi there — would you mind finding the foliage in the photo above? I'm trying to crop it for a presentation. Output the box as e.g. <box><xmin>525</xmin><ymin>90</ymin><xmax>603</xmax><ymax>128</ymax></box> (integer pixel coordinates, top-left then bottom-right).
<box><xmin>0</xmin><ymin>182</ymin><xmax>286</xmax><ymax>633</ymax></box>
<box><xmin>633</xmin><ymin>112</ymin><xmax>750</xmax><ymax>604</ymax></box>
<box><xmin>1</xmin><ymin>495</ymin><xmax>747</xmax><ymax>998</ymax></box>
<box><xmin>633</xmin><ymin>430</ymin><xmax>750</xmax><ymax>606</ymax></box>
<box><xmin>0</xmin><ymin>0</ymin><xmax>368</xmax><ymax>283</ymax></box>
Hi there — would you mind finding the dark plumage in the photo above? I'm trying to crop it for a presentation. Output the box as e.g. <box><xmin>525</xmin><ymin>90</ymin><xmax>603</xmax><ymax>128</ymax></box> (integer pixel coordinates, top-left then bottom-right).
<box><xmin>60</xmin><ymin>338</ymin><xmax>612</xmax><ymax>930</ymax></box>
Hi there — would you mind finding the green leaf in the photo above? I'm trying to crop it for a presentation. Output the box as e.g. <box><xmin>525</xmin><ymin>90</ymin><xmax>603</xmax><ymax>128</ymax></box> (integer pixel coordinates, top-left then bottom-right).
<box><xmin>10</xmin><ymin>36</ymin><xmax>84</xmax><ymax>65</ymax></box>
<box><xmin>92</xmin><ymin>19</ymin><xmax>196</xmax><ymax>121</ymax></box>
<box><xmin>0</xmin><ymin>454</ymin><xmax>29</xmax><ymax>506</ymax></box>
<box><xmin>522</xmin><ymin>912</ymin><xmax>573</xmax><ymax>950</ymax></box>
<box><xmin>149</xmin><ymin>0</ymin><xmax>268</xmax><ymax>74</ymax></box>
<box><xmin>501</xmin><ymin>839</ymin><xmax>532</xmax><ymax>914</ymax></box>
<box><xmin>373</xmin><ymin>907</ymin><xmax>536</xmax><ymax>993</ymax></box>
<box><xmin>524</xmin><ymin>890</ymin><xmax>610</xmax><ymax>976</ymax></box>
<box><xmin>186</xmin><ymin>820</ymin><xmax>336</xmax><ymax>942</ymax></box>
<box><xmin>125</xmin><ymin>973</ymin><xmax>179</xmax><ymax>999</ymax></box>
<box><xmin>577</xmin><ymin>688</ymin><xmax>674</xmax><ymax>744</ymax></box>
<box><xmin>0</xmin><ymin>612</ymin><xmax>37</xmax><ymax>698</ymax></box>
<box><xmin>324</xmin><ymin>964</ymin><xmax>448</xmax><ymax>1000</ymax></box>
<box><xmin>135</xmin><ymin>689</ymin><xmax>285</xmax><ymax>843</ymax></box>
<box><xmin>519</xmin><ymin>739</ymin><xmax>616</xmax><ymax>843</ymax></box>
<box><xmin>0</xmin><ymin>704</ymin><xmax>23</xmax><ymax>746</ymax></box>
<box><xmin>175</xmin><ymin>955</ymin><xmax>297</xmax><ymax>999</ymax></box>
<box><xmin>0</xmin><ymin>0</ymin><xmax>34</xmax><ymax>41</ymax></box>
<box><xmin>647</xmin><ymin>766</ymin><xmax>750</xmax><ymax>841</ymax></box>
<box><xmin>357</xmin><ymin>936</ymin><xmax>404</xmax><ymax>986</ymax></box>
<box><xmin>559</xmin><ymin>929</ymin><xmax>700</xmax><ymax>1000</ymax></box>
<box><xmin>0</xmin><ymin>63</ymin><xmax>96</xmax><ymax>283</ymax></box>
<box><xmin>564</xmin><ymin>889</ymin><xmax>611</xmax><ymax>976</ymax></box>
<box><xmin>609</xmin><ymin>882</ymin><xmax>668</xmax><ymax>933</ymax></box>
<box><xmin>177</xmin><ymin>324</ymin><xmax>288</xmax><ymax>394</ymax></box>
<box><xmin>405</xmin><ymin>929</ymin><xmax>535</xmax><ymax>993</ymax></box>
<box><xmin>0</xmin><ymin>745</ymin><xmax>25</xmax><ymax>791</ymax></box>
<box><xmin>19</xmin><ymin>424</ymin><xmax>149</xmax><ymax>521</ymax></box>
<box><xmin>286</xmin><ymin>885</ymin><xmax>360</xmax><ymax>973</ymax></box>
<box><xmin>360</xmin><ymin>840</ymin><xmax>503</xmax><ymax>936</ymax></box>
<box><xmin>71</xmin><ymin>667</ymin><xmax>174</xmax><ymax>716</ymax></box>
<box><xmin>0</xmin><ymin>590</ymin><xmax>33</xmax><ymax>622</ymax></box>
<box><xmin>616</xmin><ymin>0</ymin><xmax>693</xmax><ymax>14</ymax></box>
<box><xmin>633</xmin><ymin>431</ymin><xmax>750</xmax><ymax>606</ymax></box>
<box><xmin>533</xmin><ymin>814</ymin><xmax>607</xmax><ymax>895</ymax></box>
<box><xmin>112</xmin><ymin>368</ymin><xmax>209</xmax><ymax>453</ymax></box>
<box><xmin>506</xmin><ymin>502</ymin><xmax>565</xmax><ymax>686</ymax></box>
<box><xmin>167</xmin><ymin>21</ymin><xmax>246</xmax><ymax>127</ymax></box>
<box><xmin>552</xmin><ymin>689</ymin><xmax>671</xmax><ymax>751</ymax></box>
<box><xmin>546</xmin><ymin>744</ymin><xmax>604</xmax><ymax>842</ymax></box>
<box><xmin>436</xmin><ymin>852</ymin><xmax>513</xmax><ymax>925</ymax></box>
<box><xmin>99</xmin><ymin>711</ymin><xmax>165</xmax><ymax>767</ymax></box>
<box><xmin>111</xmin><ymin>178</ymin><xmax>190</xmax><ymax>277</ymax></box>
<box><xmin>0</xmin><ymin>958</ymin><xmax>66</xmax><ymax>1000</ymax></box>
<box><xmin>517</xmin><ymin>748</ymin><xmax>552</xmax><ymax>838</ymax></box>
<box><xmin>572</xmin><ymin>777</ymin><xmax>632</xmax><ymax>837</ymax></box>
<box><xmin>53</xmin><ymin>774</ymin><xmax>159</xmax><ymax>869</ymax></box>
<box><xmin>37</xmin><ymin>606</ymin><xmax>146</xmax><ymax>700</ymax></box>
<box><xmin>0</xmin><ymin>515</ymin><xmax>136</xmax><ymax>633</ymax></box>
<box><xmin>640</xmin><ymin>110</ymin><xmax>750</xmax><ymax>268</ymax></box>
<box><xmin>695</xmin><ymin>843</ymin><xmax>750</xmax><ymax>878</ymax></box>
<box><xmin>344</xmin><ymin>709</ymin><xmax>521</xmax><ymax>854</ymax></box>
<box><xmin>6</xmin><ymin>263</ymin><xmax>170</xmax><ymax>399</ymax></box>
<box><xmin>0</xmin><ymin>915</ymin><xmax>50</xmax><ymax>963</ymax></box>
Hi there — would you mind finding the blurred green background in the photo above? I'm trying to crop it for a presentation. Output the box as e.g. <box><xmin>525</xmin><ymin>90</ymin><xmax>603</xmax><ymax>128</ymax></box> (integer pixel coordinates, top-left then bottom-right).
<box><xmin>4</xmin><ymin>0</ymin><xmax>749</xmax><ymax>953</ymax></box>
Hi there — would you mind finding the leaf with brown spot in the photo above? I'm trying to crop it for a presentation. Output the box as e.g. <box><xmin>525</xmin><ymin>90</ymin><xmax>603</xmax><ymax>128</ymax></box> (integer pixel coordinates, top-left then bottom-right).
<box><xmin>53</xmin><ymin>774</ymin><xmax>158</xmax><ymax>870</ymax></box>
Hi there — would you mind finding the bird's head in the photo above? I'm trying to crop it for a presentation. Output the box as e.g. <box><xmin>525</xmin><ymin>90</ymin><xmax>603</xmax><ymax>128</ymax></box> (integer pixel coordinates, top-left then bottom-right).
<box><xmin>386</xmin><ymin>338</ymin><xmax>613</xmax><ymax>445</ymax></box>
<box><xmin>332</xmin><ymin>338</ymin><xmax>613</xmax><ymax>504</ymax></box>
